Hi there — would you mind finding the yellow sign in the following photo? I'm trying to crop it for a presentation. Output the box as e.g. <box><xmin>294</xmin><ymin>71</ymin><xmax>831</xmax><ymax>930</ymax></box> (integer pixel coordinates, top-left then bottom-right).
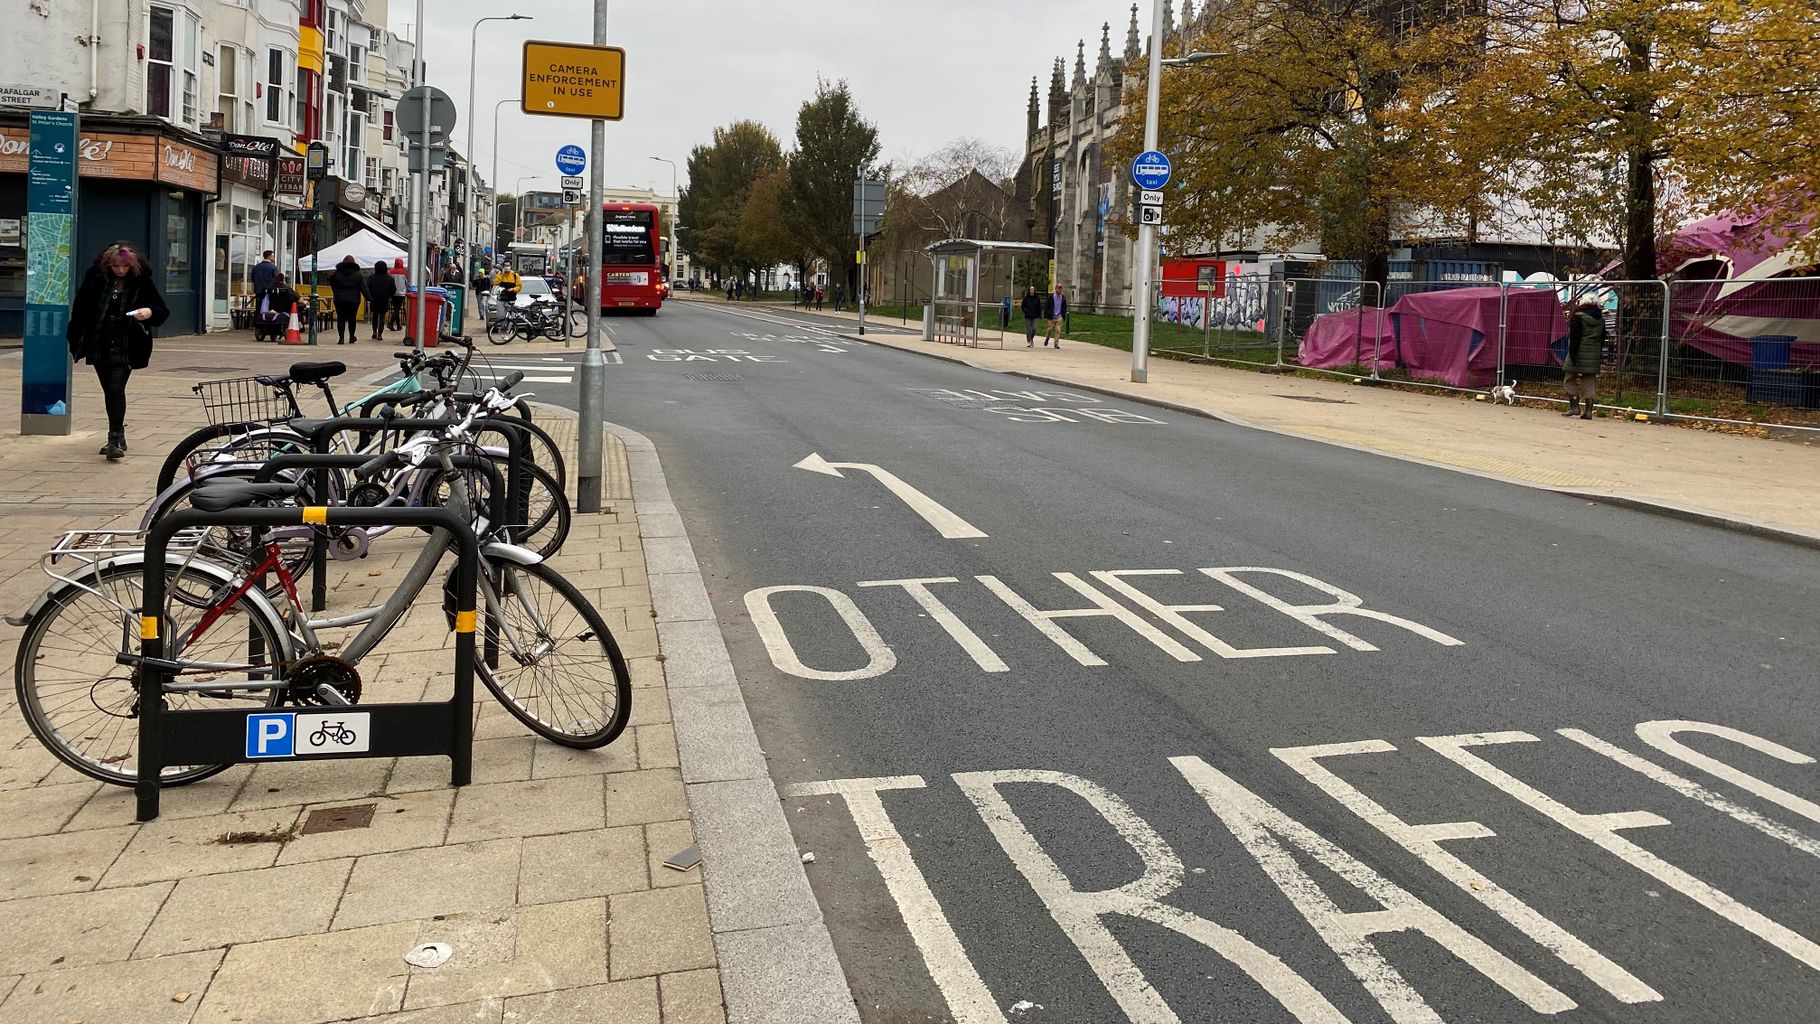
<box><xmin>522</xmin><ymin>41</ymin><xmax>626</xmax><ymax>120</ymax></box>
<box><xmin>856</xmin><ymin>250</ymin><xmax>866</xmax><ymax>265</ymax></box>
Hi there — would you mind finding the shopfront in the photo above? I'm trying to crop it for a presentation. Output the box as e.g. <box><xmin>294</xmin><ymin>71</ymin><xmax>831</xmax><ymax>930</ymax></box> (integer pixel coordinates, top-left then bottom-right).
<box><xmin>0</xmin><ymin>116</ymin><xmax>217</xmax><ymax>337</ymax></box>
<box><xmin>214</xmin><ymin>143</ymin><xmax>277</xmax><ymax>330</ymax></box>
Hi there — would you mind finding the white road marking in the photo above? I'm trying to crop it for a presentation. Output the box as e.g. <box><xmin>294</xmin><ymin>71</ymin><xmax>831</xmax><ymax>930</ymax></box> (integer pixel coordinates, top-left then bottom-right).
<box><xmin>954</xmin><ymin>769</ymin><xmax>1347</xmax><ymax>1024</ymax></box>
<box><xmin>1172</xmin><ymin>755</ymin><xmax>1577</xmax><ymax>1020</ymax></box>
<box><xmin>975</xmin><ymin>573</ymin><xmax>1201</xmax><ymax>666</ymax></box>
<box><xmin>1092</xmin><ymin>570</ymin><xmax>1334</xmax><ymax>659</ymax></box>
<box><xmin>1559</xmin><ymin>728</ymin><xmax>1820</xmax><ymax>859</ymax></box>
<box><xmin>1201</xmin><ymin>568</ymin><xmax>1465</xmax><ymax>651</ymax></box>
<box><xmin>794</xmin><ymin>453</ymin><xmax>988</xmax><ymax>540</ymax></box>
<box><xmin>744</xmin><ymin>584</ymin><xmax>896</xmax><ymax>681</ymax></box>
<box><xmin>1273</xmin><ymin>740</ymin><xmax>1661</xmax><ymax>1004</ymax></box>
<box><xmin>786</xmin><ymin>776</ymin><xmax>1008</xmax><ymax>1024</ymax></box>
<box><xmin>857</xmin><ymin>578</ymin><xmax>1008</xmax><ymax>672</ymax></box>
<box><xmin>1633</xmin><ymin>721</ymin><xmax>1820</xmax><ymax>824</ymax></box>
<box><xmin>1419</xmin><ymin>731</ymin><xmax>1820</xmax><ymax>973</ymax></box>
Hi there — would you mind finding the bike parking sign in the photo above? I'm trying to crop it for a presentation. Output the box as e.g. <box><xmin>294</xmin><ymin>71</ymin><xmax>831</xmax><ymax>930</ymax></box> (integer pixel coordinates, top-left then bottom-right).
<box><xmin>246</xmin><ymin>712</ymin><xmax>372</xmax><ymax>758</ymax></box>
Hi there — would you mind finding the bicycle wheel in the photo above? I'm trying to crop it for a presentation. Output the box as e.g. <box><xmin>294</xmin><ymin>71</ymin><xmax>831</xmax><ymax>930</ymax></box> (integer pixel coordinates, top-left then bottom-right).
<box><xmin>513</xmin><ymin>419</ymin><xmax>568</xmax><ymax>494</ymax></box>
<box><xmin>514</xmin><ymin>463</ymin><xmax>571</xmax><ymax>558</ymax></box>
<box><xmin>542</xmin><ymin>316</ymin><xmax>566</xmax><ymax>341</ymax></box>
<box><xmin>486</xmin><ymin>315</ymin><xmax>517</xmax><ymax>345</ymax></box>
<box><xmin>474</xmin><ymin>560</ymin><xmax>629</xmax><ymax>748</ymax></box>
<box><xmin>15</xmin><ymin>560</ymin><xmax>286</xmax><ymax>787</ymax></box>
<box><xmin>157</xmin><ymin>422</ymin><xmax>304</xmax><ymax>494</ymax></box>
<box><xmin>146</xmin><ymin>467</ymin><xmax>323</xmax><ymax>593</ymax></box>
<box><xmin>567</xmin><ymin>308</ymin><xmax>587</xmax><ymax>338</ymax></box>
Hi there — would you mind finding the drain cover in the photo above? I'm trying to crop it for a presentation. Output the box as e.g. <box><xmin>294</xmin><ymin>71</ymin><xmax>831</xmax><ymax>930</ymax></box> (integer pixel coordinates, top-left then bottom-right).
<box><xmin>301</xmin><ymin>803</ymin><xmax>377</xmax><ymax>834</ymax></box>
<box><xmin>684</xmin><ymin>372</ymin><xmax>744</xmax><ymax>382</ymax></box>
<box><xmin>1273</xmin><ymin>394</ymin><xmax>1353</xmax><ymax>404</ymax></box>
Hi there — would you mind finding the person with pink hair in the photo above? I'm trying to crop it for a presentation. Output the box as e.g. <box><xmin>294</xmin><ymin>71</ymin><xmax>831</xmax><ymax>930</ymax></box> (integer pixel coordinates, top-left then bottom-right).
<box><xmin>65</xmin><ymin>241</ymin><xmax>168</xmax><ymax>460</ymax></box>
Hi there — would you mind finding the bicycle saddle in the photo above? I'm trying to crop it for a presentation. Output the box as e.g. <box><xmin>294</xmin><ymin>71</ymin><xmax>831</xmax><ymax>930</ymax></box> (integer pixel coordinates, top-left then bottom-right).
<box><xmin>288</xmin><ymin>361</ymin><xmax>347</xmax><ymax>384</ymax></box>
<box><xmin>188</xmin><ymin>481</ymin><xmax>303</xmax><ymax>513</ymax></box>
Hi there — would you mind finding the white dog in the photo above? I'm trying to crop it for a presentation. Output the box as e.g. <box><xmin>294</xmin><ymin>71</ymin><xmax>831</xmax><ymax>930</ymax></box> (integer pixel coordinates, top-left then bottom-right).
<box><xmin>1489</xmin><ymin>380</ymin><xmax>1519</xmax><ymax>405</ymax></box>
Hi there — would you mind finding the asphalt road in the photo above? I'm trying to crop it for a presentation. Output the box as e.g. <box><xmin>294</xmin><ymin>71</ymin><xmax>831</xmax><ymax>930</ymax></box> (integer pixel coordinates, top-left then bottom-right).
<box><xmin>532</xmin><ymin>299</ymin><xmax>1820</xmax><ymax>1024</ymax></box>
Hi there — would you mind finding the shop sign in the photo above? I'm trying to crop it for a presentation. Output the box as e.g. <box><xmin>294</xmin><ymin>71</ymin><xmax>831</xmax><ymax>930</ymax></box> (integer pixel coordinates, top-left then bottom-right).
<box><xmin>276</xmin><ymin>155</ymin><xmax>306</xmax><ymax>195</ymax></box>
<box><xmin>0</xmin><ymin>127</ymin><xmax>217</xmax><ymax>195</ymax></box>
<box><xmin>222</xmin><ymin>154</ymin><xmax>274</xmax><ymax>192</ymax></box>
<box><xmin>221</xmin><ymin>134</ymin><xmax>279</xmax><ymax>160</ymax></box>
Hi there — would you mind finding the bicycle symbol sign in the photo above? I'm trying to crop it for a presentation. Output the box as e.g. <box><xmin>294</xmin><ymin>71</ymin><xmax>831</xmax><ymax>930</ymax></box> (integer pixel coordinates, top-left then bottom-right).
<box><xmin>247</xmin><ymin>712</ymin><xmax>373</xmax><ymax>758</ymax></box>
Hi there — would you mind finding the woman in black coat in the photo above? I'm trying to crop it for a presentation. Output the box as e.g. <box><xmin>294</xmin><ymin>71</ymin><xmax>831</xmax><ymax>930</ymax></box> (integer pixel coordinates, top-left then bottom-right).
<box><xmin>327</xmin><ymin>255</ymin><xmax>368</xmax><ymax>345</ymax></box>
<box><xmin>65</xmin><ymin>241</ymin><xmax>169</xmax><ymax>460</ymax></box>
<box><xmin>366</xmin><ymin>260</ymin><xmax>398</xmax><ymax>342</ymax></box>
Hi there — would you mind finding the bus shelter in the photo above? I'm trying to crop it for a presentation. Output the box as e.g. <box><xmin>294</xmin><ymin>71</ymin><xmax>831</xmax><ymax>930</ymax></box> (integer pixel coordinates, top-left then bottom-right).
<box><xmin>925</xmin><ymin>238</ymin><xmax>1054</xmax><ymax>348</ymax></box>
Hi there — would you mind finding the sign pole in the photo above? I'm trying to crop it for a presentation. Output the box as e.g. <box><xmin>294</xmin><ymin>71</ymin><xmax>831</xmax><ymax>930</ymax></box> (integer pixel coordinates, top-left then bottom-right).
<box><xmin>411</xmin><ymin>0</ymin><xmax>430</xmax><ymax>352</ymax></box>
<box><xmin>1130</xmin><ymin>0</ymin><xmax>1168</xmax><ymax>384</ymax></box>
<box><xmin>856</xmin><ymin>166</ymin><xmax>867</xmax><ymax>337</ymax></box>
<box><xmin>20</xmin><ymin>109</ymin><xmax>78</xmax><ymax>435</ymax></box>
<box><xmin>576</xmin><ymin>0</ymin><xmax>608</xmax><ymax>514</ymax></box>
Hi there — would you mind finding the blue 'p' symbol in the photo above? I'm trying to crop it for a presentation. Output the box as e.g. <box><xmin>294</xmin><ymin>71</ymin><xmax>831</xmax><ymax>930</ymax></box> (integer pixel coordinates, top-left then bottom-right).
<box><xmin>247</xmin><ymin>713</ymin><xmax>295</xmax><ymax>758</ymax></box>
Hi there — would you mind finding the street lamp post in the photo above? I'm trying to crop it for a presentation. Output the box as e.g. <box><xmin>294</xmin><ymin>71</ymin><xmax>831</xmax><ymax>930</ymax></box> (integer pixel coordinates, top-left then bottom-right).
<box><xmin>513</xmin><ymin>175</ymin><xmax>544</xmax><ymax>246</ymax></box>
<box><xmin>466</xmin><ymin>14</ymin><xmax>531</xmax><ymax>274</ymax></box>
<box><xmin>489</xmin><ymin>97</ymin><xmax>514</xmax><ymax>262</ymax></box>
<box><xmin>1131</xmin><ymin>37</ymin><xmax>1225</xmax><ymax>383</ymax></box>
<box><xmin>648</xmin><ymin>156</ymin><xmax>677</xmax><ymax>281</ymax></box>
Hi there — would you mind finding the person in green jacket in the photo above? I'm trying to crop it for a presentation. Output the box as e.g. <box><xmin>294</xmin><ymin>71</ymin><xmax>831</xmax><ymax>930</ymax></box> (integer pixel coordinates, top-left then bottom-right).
<box><xmin>1563</xmin><ymin>301</ymin><xmax>1604</xmax><ymax>419</ymax></box>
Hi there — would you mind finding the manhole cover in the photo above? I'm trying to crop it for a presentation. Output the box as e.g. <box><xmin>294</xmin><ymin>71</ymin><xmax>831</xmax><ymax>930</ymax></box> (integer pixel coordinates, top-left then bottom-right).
<box><xmin>684</xmin><ymin>372</ymin><xmax>744</xmax><ymax>382</ymax></box>
<box><xmin>1273</xmin><ymin>394</ymin><xmax>1353</xmax><ymax>404</ymax></box>
<box><xmin>301</xmin><ymin>803</ymin><xmax>377</xmax><ymax>834</ymax></box>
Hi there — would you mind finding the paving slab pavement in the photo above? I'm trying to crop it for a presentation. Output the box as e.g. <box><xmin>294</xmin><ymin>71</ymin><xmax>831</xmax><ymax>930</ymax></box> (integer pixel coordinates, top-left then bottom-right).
<box><xmin>0</xmin><ymin>333</ymin><xmax>768</xmax><ymax>1023</ymax></box>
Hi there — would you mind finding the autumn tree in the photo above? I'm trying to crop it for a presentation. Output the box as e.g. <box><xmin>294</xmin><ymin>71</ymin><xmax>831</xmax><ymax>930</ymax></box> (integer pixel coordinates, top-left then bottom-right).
<box><xmin>1111</xmin><ymin>0</ymin><xmax>1481</xmax><ymax>300</ymax></box>
<box><xmin>680</xmin><ymin>121</ymin><xmax>786</xmax><ymax>282</ymax></box>
<box><xmin>784</xmin><ymin>79</ymin><xmax>881</xmax><ymax>293</ymax></box>
<box><xmin>738</xmin><ymin>165</ymin><xmax>809</xmax><ymax>282</ymax></box>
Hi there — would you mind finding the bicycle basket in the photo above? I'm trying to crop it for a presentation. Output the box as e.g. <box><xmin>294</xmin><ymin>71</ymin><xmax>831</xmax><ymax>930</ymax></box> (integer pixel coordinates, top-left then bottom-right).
<box><xmin>192</xmin><ymin>376</ymin><xmax>296</xmax><ymax>428</ymax></box>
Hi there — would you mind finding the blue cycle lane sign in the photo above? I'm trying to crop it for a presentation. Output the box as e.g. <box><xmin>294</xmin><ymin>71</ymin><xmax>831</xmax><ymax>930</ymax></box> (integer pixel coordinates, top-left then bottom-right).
<box><xmin>1130</xmin><ymin>149</ymin><xmax>1172</xmax><ymax>191</ymax></box>
<box><xmin>555</xmin><ymin>145</ymin><xmax>587</xmax><ymax>176</ymax></box>
<box><xmin>247</xmin><ymin>712</ymin><xmax>373</xmax><ymax>758</ymax></box>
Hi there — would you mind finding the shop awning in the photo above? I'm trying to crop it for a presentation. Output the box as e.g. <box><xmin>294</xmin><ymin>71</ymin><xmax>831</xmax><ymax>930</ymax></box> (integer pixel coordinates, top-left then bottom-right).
<box><xmin>340</xmin><ymin>206</ymin><xmax>408</xmax><ymax>249</ymax></box>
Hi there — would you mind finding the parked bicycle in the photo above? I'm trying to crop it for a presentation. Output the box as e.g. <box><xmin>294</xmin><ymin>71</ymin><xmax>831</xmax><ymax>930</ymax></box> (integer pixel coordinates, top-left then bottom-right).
<box><xmin>8</xmin><ymin>375</ymin><xmax>629</xmax><ymax>787</ymax></box>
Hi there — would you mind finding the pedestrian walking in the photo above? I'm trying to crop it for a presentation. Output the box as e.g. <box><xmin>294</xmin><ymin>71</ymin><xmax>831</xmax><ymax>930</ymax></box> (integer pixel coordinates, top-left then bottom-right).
<box><xmin>1001</xmin><ymin>294</ymin><xmax>1012</xmax><ymax>329</ymax></box>
<box><xmin>64</xmin><ymin>242</ymin><xmax>167</xmax><ymax>460</ymax></box>
<box><xmin>833</xmin><ymin>283</ymin><xmax>846</xmax><ymax>312</ymax></box>
<box><xmin>815</xmin><ymin>285</ymin><xmax>825</xmax><ymax>311</ymax></box>
<box><xmin>1020</xmin><ymin>285</ymin><xmax>1043</xmax><ymax>347</ymax></box>
<box><xmin>327</xmin><ymin>255</ymin><xmax>367</xmax><ymax>345</ymax></box>
<box><xmin>1044</xmin><ymin>285</ymin><xmax>1068</xmax><ymax>347</ymax></box>
<box><xmin>388</xmin><ymin>258</ymin><xmax>409</xmax><ymax>329</ymax></box>
<box><xmin>1563</xmin><ymin>300</ymin><xmax>1603</xmax><ymax>419</ymax></box>
<box><xmin>250</xmin><ymin>249</ymin><xmax>277</xmax><ymax>306</ymax></box>
<box><xmin>366</xmin><ymin>259</ymin><xmax>398</xmax><ymax>342</ymax></box>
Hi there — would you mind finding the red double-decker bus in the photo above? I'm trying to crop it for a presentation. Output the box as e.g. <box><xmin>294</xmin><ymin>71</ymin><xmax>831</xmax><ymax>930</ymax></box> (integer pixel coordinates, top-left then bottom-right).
<box><xmin>596</xmin><ymin>202</ymin><xmax>666</xmax><ymax>315</ymax></box>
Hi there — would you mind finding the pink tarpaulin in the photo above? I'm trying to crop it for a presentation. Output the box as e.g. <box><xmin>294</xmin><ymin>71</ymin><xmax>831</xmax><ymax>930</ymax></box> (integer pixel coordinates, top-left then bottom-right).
<box><xmin>1298</xmin><ymin>287</ymin><xmax>1568</xmax><ymax>388</ymax></box>
<box><xmin>1663</xmin><ymin>211</ymin><xmax>1820</xmax><ymax>365</ymax></box>
<box><xmin>1298</xmin><ymin>309</ymin><xmax>1395</xmax><ymax>372</ymax></box>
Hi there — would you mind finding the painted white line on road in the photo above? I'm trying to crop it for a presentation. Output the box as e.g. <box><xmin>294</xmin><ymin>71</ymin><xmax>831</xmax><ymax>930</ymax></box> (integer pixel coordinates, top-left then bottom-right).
<box><xmin>795</xmin><ymin>453</ymin><xmax>988</xmax><ymax>540</ymax></box>
<box><xmin>705</xmin><ymin>304</ymin><xmax>843</xmax><ymax>337</ymax></box>
<box><xmin>954</xmin><ymin>769</ymin><xmax>1348</xmax><ymax>1024</ymax></box>
<box><xmin>857</xmin><ymin>578</ymin><xmax>1009</xmax><ymax>672</ymax></box>
<box><xmin>1560</xmin><ymin>728</ymin><xmax>1820</xmax><ymax>859</ymax></box>
<box><xmin>977</xmin><ymin>572</ymin><xmax>1202</xmax><ymax>666</ymax></box>
<box><xmin>744</xmin><ymin>585</ymin><xmax>896</xmax><ymax>681</ymax></box>
<box><xmin>1173</xmin><ymin>755</ymin><xmax>1578</xmax><ymax>1020</ymax></box>
<box><xmin>1634</xmin><ymin>720</ymin><xmax>1820</xmax><ymax>824</ymax></box>
<box><xmin>1274</xmin><ymin>740</ymin><xmax>1661</xmax><ymax>1005</ymax></box>
<box><xmin>1202</xmin><ymin>568</ymin><xmax>1465</xmax><ymax>651</ymax></box>
<box><xmin>1092</xmin><ymin>570</ymin><xmax>1334</xmax><ymax>659</ymax></box>
<box><xmin>787</xmin><ymin>776</ymin><xmax>1008</xmax><ymax>1024</ymax></box>
<box><xmin>1419</xmin><ymin>731</ymin><xmax>1820</xmax><ymax>973</ymax></box>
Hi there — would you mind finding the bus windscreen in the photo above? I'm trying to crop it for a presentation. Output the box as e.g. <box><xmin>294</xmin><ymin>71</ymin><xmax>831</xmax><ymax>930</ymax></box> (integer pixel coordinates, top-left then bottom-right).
<box><xmin>603</xmin><ymin>211</ymin><xmax>656</xmax><ymax>266</ymax></box>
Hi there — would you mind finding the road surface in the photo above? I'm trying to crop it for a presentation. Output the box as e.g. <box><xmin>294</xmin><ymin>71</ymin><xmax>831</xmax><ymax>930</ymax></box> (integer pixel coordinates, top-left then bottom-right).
<box><xmin>529</xmin><ymin>298</ymin><xmax>1820</xmax><ymax>1024</ymax></box>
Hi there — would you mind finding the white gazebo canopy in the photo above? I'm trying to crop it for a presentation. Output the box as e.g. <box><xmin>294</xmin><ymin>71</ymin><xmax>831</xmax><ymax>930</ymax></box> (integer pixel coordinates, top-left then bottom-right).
<box><xmin>295</xmin><ymin>228</ymin><xmax>409</xmax><ymax>274</ymax></box>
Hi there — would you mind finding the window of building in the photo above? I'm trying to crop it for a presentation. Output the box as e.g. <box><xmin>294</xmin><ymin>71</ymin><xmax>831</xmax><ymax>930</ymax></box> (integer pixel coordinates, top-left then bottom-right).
<box><xmin>239</xmin><ymin>49</ymin><xmax>256</xmax><ymax>134</ymax></box>
<box><xmin>325</xmin><ymin>9</ymin><xmax>341</xmax><ymax>53</ymax></box>
<box><xmin>382</xmin><ymin>108</ymin><xmax>393</xmax><ymax>142</ymax></box>
<box><xmin>265</xmin><ymin>47</ymin><xmax>290</xmax><ymax>126</ymax></box>
<box><xmin>217</xmin><ymin>45</ymin><xmax>238</xmax><ymax>132</ymax></box>
<box><xmin>348</xmin><ymin>43</ymin><xmax>364</xmax><ymax>89</ymax></box>
<box><xmin>179</xmin><ymin>13</ymin><xmax>200</xmax><ymax>124</ymax></box>
<box><xmin>147</xmin><ymin>7</ymin><xmax>174</xmax><ymax>118</ymax></box>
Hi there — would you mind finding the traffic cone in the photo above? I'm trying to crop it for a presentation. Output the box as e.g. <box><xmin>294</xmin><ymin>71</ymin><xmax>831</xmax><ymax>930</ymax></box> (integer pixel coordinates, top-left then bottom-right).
<box><xmin>283</xmin><ymin>307</ymin><xmax>304</xmax><ymax>345</ymax></box>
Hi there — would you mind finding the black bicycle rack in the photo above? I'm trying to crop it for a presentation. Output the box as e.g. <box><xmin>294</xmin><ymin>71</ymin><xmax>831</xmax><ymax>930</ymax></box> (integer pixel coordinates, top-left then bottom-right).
<box><xmin>135</xmin><ymin>504</ymin><xmax>481</xmax><ymax>822</ymax></box>
<box><xmin>297</xmin><ymin>416</ymin><xmax>535</xmax><ymax>612</ymax></box>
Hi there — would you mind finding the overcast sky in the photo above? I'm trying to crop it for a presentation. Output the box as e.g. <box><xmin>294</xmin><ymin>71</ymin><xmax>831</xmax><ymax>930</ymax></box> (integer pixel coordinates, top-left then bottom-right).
<box><xmin>400</xmin><ymin>0</ymin><xmax>1135</xmax><ymax>196</ymax></box>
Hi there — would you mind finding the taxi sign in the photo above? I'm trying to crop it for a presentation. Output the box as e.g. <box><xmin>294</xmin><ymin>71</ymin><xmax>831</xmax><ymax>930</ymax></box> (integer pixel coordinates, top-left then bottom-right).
<box><xmin>522</xmin><ymin>41</ymin><xmax>625</xmax><ymax>121</ymax></box>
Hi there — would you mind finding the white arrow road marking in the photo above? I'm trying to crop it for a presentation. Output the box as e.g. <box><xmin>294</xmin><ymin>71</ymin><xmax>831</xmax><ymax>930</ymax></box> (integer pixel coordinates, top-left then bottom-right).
<box><xmin>795</xmin><ymin>453</ymin><xmax>988</xmax><ymax>539</ymax></box>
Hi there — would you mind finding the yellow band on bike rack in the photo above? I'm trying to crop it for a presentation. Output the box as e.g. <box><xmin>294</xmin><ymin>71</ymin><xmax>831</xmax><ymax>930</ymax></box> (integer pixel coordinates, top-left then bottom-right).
<box><xmin>301</xmin><ymin>506</ymin><xmax>329</xmax><ymax>525</ymax></box>
<box><xmin>454</xmin><ymin>610</ymin><xmax>477</xmax><ymax>634</ymax></box>
<box><xmin>139</xmin><ymin>616</ymin><xmax>159</xmax><ymax>640</ymax></box>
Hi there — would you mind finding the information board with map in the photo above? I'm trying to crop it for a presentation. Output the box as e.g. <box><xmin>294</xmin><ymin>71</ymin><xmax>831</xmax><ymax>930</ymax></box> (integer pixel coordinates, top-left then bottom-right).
<box><xmin>22</xmin><ymin>110</ymin><xmax>76</xmax><ymax>431</ymax></box>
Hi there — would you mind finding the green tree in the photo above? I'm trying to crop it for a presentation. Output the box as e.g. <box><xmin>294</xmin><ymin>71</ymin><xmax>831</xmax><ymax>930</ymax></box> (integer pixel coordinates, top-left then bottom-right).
<box><xmin>1109</xmin><ymin>0</ymin><xmax>1480</xmax><ymax>299</ymax></box>
<box><xmin>784</xmin><ymin>79</ymin><xmax>881</xmax><ymax>292</ymax></box>
<box><xmin>680</xmin><ymin>121</ymin><xmax>786</xmax><ymax>283</ymax></box>
<box><xmin>739</xmin><ymin>164</ymin><xmax>810</xmax><ymax>284</ymax></box>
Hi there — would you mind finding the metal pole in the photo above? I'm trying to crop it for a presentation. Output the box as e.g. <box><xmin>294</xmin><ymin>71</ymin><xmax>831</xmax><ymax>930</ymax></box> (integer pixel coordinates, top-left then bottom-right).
<box><xmin>577</xmin><ymin>0</ymin><xmax>608</xmax><ymax>513</ymax></box>
<box><xmin>857</xmin><ymin>165</ymin><xmax>868</xmax><ymax>336</ymax></box>
<box><xmin>1130</xmin><ymin>0</ymin><xmax>1165</xmax><ymax>383</ymax></box>
<box><xmin>466</xmin><ymin>17</ymin><xmax>528</xmax><ymax>279</ymax></box>
<box><xmin>411</xmin><ymin>0</ymin><xmax>429</xmax><ymax>352</ymax></box>
<box><xmin>490</xmin><ymin>99</ymin><xmax>512</xmax><ymax>267</ymax></box>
